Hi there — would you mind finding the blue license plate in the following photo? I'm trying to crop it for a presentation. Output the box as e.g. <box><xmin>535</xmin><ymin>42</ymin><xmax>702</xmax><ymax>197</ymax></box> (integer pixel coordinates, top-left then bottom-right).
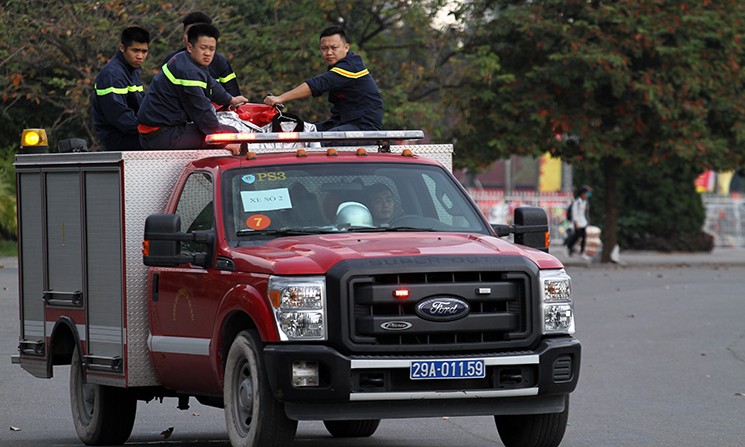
<box><xmin>410</xmin><ymin>359</ymin><xmax>485</xmax><ymax>380</ymax></box>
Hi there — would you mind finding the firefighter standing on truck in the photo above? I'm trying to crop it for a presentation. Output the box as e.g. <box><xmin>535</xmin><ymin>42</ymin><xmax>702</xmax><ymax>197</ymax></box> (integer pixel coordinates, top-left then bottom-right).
<box><xmin>92</xmin><ymin>26</ymin><xmax>150</xmax><ymax>151</ymax></box>
<box><xmin>264</xmin><ymin>26</ymin><xmax>383</xmax><ymax>131</ymax></box>
<box><xmin>137</xmin><ymin>23</ymin><xmax>247</xmax><ymax>150</ymax></box>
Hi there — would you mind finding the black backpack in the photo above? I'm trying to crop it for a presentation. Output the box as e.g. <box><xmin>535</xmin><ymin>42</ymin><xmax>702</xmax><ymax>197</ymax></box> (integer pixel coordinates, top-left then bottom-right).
<box><xmin>565</xmin><ymin>201</ymin><xmax>573</xmax><ymax>222</ymax></box>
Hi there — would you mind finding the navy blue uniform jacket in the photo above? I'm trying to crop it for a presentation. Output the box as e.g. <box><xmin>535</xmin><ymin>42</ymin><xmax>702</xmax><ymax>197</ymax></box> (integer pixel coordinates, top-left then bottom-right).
<box><xmin>163</xmin><ymin>49</ymin><xmax>241</xmax><ymax>97</ymax></box>
<box><xmin>138</xmin><ymin>52</ymin><xmax>233</xmax><ymax>135</ymax></box>
<box><xmin>305</xmin><ymin>51</ymin><xmax>383</xmax><ymax>130</ymax></box>
<box><xmin>92</xmin><ymin>51</ymin><xmax>144</xmax><ymax>149</ymax></box>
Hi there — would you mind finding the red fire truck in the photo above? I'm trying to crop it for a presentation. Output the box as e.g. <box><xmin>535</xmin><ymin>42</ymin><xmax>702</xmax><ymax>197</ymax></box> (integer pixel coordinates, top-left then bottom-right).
<box><xmin>13</xmin><ymin>129</ymin><xmax>580</xmax><ymax>447</ymax></box>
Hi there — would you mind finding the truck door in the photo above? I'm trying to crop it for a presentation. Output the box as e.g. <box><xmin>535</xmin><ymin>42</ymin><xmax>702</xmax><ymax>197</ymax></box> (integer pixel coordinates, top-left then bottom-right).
<box><xmin>17</xmin><ymin>171</ymin><xmax>47</xmax><ymax>376</ymax></box>
<box><xmin>82</xmin><ymin>170</ymin><xmax>125</xmax><ymax>375</ymax></box>
<box><xmin>44</xmin><ymin>169</ymin><xmax>125</xmax><ymax>375</ymax></box>
<box><xmin>149</xmin><ymin>172</ymin><xmax>222</xmax><ymax>394</ymax></box>
<box><xmin>44</xmin><ymin>171</ymin><xmax>85</xmax><ymax>347</ymax></box>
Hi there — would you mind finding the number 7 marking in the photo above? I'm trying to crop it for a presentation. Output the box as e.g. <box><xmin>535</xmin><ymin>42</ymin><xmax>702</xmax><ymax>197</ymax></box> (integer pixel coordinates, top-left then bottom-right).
<box><xmin>246</xmin><ymin>214</ymin><xmax>271</xmax><ymax>230</ymax></box>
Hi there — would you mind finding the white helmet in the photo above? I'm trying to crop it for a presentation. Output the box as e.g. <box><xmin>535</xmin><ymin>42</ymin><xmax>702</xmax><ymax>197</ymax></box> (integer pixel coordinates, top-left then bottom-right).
<box><xmin>336</xmin><ymin>202</ymin><xmax>373</xmax><ymax>227</ymax></box>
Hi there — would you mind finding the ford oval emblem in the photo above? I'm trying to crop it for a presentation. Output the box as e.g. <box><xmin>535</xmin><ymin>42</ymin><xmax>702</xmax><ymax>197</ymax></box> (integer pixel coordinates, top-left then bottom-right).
<box><xmin>416</xmin><ymin>296</ymin><xmax>470</xmax><ymax>322</ymax></box>
<box><xmin>380</xmin><ymin>321</ymin><xmax>413</xmax><ymax>331</ymax></box>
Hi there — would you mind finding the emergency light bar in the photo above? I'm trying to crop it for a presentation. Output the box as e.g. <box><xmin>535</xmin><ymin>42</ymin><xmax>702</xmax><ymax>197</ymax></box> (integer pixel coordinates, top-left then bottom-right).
<box><xmin>204</xmin><ymin>130</ymin><xmax>424</xmax><ymax>145</ymax></box>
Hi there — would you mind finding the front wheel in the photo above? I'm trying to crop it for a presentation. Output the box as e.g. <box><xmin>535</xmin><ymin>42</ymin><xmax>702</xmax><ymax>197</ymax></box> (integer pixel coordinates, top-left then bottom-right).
<box><xmin>224</xmin><ymin>330</ymin><xmax>297</xmax><ymax>447</ymax></box>
<box><xmin>494</xmin><ymin>396</ymin><xmax>569</xmax><ymax>447</ymax></box>
<box><xmin>70</xmin><ymin>346</ymin><xmax>136</xmax><ymax>445</ymax></box>
<box><xmin>323</xmin><ymin>419</ymin><xmax>381</xmax><ymax>438</ymax></box>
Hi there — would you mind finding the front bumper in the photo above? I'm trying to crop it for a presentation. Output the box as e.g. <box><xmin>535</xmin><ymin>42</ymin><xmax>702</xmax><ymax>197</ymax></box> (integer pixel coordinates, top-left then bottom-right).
<box><xmin>264</xmin><ymin>337</ymin><xmax>580</xmax><ymax>420</ymax></box>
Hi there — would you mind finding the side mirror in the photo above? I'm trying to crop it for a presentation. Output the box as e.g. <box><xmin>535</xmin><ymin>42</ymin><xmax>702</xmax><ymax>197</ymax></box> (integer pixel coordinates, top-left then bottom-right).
<box><xmin>143</xmin><ymin>214</ymin><xmax>214</xmax><ymax>267</ymax></box>
<box><xmin>513</xmin><ymin>207</ymin><xmax>549</xmax><ymax>252</ymax></box>
<box><xmin>491</xmin><ymin>206</ymin><xmax>550</xmax><ymax>253</ymax></box>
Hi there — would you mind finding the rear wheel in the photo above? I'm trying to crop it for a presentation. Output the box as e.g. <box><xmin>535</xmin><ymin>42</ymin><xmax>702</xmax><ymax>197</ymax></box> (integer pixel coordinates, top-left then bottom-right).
<box><xmin>323</xmin><ymin>419</ymin><xmax>381</xmax><ymax>438</ymax></box>
<box><xmin>70</xmin><ymin>346</ymin><xmax>136</xmax><ymax>445</ymax></box>
<box><xmin>494</xmin><ymin>396</ymin><xmax>569</xmax><ymax>447</ymax></box>
<box><xmin>224</xmin><ymin>330</ymin><xmax>297</xmax><ymax>447</ymax></box>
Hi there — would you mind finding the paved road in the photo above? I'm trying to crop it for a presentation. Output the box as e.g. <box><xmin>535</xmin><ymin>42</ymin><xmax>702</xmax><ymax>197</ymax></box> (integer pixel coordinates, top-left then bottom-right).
<box><xmin>1</xmin><ymin>256</ymin><xmax>744</xmax><ymax>446</ymax></box>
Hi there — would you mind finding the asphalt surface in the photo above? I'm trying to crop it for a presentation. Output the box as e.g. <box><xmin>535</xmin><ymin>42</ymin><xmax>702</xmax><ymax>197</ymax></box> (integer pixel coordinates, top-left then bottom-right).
<box><xmin>2</xmin><ymin>251</ymin><xmax>744</xmax><ymax>447</ymax></box>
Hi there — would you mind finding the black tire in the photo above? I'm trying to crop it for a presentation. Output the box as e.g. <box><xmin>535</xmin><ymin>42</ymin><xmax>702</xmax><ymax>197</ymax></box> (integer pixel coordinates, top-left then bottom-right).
<box><xmin>494</xmin><ymin>396</ymin><xmax>569</xmax><ymax>447</ymax></box>
<box><xmin>323</xmin><ymin>419</ymin><xmax>381</xmax><ymax>438</ymax></box>
<box><xmin>224</xmin><ymin>330</ymin><xmax>297</xmax><ymax>447</ymax></box>
<box><xmin>69</xmin><ymin>346</ymin><xmax>136</xmax><ymax>445</ymax></box>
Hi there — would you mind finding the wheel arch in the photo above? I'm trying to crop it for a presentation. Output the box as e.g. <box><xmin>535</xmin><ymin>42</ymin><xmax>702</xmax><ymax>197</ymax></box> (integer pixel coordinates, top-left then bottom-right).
<box><xmin>212</xmin><ymin>283</ymin><xmax>279</xmax><ymax>385</ymax></box>
<box><xmin>50</xmin><ymin>316</ymin><xmax>82</xmax><ymax>367</ymax></box>
<box><xmin>220</xmin><ymin>311</ymin><xmax>257</xmax><ymax>373</ymax></box>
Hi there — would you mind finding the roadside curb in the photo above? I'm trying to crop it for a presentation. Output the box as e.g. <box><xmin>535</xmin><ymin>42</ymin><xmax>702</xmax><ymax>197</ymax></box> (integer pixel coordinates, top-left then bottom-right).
<box><xmin>553</xmin><ymin>248</ymin><xmax>745</xmax><ymax>268</ymax></box>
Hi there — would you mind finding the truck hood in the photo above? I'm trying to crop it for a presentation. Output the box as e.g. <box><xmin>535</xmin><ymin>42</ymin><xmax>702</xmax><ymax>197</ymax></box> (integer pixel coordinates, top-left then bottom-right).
<box><xmin>229</xmin><ymin>232</ymin><xmax>564</xmax><ymax>275</ymax></box>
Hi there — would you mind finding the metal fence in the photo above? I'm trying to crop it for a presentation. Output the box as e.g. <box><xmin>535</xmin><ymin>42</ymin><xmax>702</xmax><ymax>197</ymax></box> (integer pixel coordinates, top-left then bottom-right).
<box><xmin>466</xmin><ymin>189</ymin><xmax>574</xmax><ymax>245</ymax></box>
<box><xmin>702</xmin><ymin>194</ymin><xmax>745</xmax><ymax>247</ymax></box>
<box><xmin>467</xmin><ymin>189</ymin><xmax>745</xmax><ymax>248</ymax></box>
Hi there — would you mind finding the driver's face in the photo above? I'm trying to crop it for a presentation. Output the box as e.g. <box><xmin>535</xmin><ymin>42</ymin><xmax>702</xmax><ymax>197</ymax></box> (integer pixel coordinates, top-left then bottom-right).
<box><xmin>370</xmin><ymin>190</ymin><xmax>394</xmax><ymax>222</ymax></box>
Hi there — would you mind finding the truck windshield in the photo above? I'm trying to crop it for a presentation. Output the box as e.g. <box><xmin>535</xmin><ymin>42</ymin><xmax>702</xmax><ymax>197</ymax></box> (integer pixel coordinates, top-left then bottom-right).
<box><xmin>222</xmin><ymin>162</ymin><xmax>490</xmax><ymax>240</ymax></box>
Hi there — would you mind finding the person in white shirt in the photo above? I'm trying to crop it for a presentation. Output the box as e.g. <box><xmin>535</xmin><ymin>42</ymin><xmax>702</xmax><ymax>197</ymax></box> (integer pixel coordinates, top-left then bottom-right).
<box><xmin>566</xmin><ymin>185</ymin><xmax>592</xmax><ymax>258</ymax></box>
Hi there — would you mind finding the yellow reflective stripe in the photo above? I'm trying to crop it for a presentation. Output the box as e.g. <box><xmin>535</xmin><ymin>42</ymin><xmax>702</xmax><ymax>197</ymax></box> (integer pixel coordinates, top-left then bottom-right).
<box><xmin>95</xmin><ymin>84</ymin><xmax>143</xmax><ymax>96</ymax></box>
<box><xmin>330</xmin><ymin>67</ymin><xmax>369</xmax><ymax>79</ymax></box>
<box><xmin>217</xmin><ymin>72</ymin><xmax>237</xmax><ymax>83</ymax></box>
<box><xmin>162</xmin><ymin>64</ymin><xmax>208</xmax><ymax>89</ymax></box>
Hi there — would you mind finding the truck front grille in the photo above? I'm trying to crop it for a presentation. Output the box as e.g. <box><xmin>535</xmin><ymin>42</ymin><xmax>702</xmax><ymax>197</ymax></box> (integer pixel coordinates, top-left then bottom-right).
<box><xmin>347</xmin><ymin>270</ymin><xmax>532</xmax><ymax>351</ymax></box>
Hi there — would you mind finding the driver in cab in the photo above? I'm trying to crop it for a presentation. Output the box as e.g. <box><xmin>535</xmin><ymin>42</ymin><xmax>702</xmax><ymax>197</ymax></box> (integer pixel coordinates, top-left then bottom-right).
<box><xmin>367</xmin><ymin>183</ymin><xmax>395</xmax><ymax>226</ymax></box>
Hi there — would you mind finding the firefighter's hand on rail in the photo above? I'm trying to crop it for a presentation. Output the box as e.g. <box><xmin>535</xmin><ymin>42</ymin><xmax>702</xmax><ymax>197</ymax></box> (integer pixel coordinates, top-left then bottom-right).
<box><xmin>264</xmin><ymin>94</ymin><xmax>283</xmax><ymax>107</ymax></box>
<box><xmin>230</xmin><ymin>95</ymin><xmax>249</xmax><ymax>106</ymax></box>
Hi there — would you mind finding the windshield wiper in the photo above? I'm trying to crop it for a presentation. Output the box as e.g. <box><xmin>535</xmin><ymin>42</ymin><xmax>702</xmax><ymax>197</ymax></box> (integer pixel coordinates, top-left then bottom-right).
<box><xmin>381</xmin><ymin>226</ymin><xmax>437</xmax><ymax>232</ymax></box>
<box><xmin>342</xmin><ymin>226</ymin><xmax>437</xmax><ymax>233</ymax></box>
<box><xmin>236</xmin><ymin>228</ymin><xmax>328</xmax><ymax>237</ymax></box>
<box><xmin>237</xmin><ymin>226</ymin><xmax>438</xmax><ymax>237</ymax></box>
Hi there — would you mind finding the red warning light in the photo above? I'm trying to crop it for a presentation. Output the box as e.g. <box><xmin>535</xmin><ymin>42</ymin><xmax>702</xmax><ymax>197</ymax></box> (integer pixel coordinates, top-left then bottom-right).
<box><xmin>393</xmin><ymin>289</ymin><xmax>410</xmax><ymax>299</ymax></box>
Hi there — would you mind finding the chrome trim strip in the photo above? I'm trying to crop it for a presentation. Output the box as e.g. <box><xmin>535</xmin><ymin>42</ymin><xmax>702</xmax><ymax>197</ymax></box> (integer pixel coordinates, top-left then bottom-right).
<box><xmin>24</xmin><ymin>320</ymin><xmax>44</xmax><ymax>338</ymax></box>
<box><xmin>349</xmin><ymin>387</ymin><xmax>539</xmax><ymax>401</ymax></box>
<box><xmin>148</xmin><ymin>335</ymin><xmax>210</xmax><ymax>356</ymax></box>
<box><xmin>44</xmin><ymin>322</ymin><xmax>88</xmax><ymax>341</ymax></box>
<box><xmin>89</xmin><ymin>325</ymin><xmax>125</xmax><ymax>344</ymax></box>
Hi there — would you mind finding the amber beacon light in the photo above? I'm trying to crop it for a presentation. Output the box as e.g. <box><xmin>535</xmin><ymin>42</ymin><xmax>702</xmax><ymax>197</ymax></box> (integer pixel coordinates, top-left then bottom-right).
<box><xmin>20</xmin><ymin>128</ymin><xmax>49</xmax><ymax>153</ymax></box>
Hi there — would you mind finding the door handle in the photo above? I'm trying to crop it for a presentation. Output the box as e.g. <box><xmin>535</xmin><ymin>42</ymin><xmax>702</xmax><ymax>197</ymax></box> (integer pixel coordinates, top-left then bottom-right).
<box><xmin>152</xmin><ymin>273</ymin><xmax>159</xmax><ymax>302</ymax></box>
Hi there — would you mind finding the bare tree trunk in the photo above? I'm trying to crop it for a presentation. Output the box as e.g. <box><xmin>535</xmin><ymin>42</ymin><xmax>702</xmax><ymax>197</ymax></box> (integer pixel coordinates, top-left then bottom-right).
<box><xmin>601</xmin><ymin>156</ymin><xmax>618</xmax><ymax>263</ymax></box>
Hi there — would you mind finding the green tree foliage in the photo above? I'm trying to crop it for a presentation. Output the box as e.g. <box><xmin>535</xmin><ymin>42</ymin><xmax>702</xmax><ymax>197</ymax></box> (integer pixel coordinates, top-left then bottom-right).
<box><xmin>450</xmin><ymin>0</ymin><xmax>745</xmax><ymax>258</ymax></box>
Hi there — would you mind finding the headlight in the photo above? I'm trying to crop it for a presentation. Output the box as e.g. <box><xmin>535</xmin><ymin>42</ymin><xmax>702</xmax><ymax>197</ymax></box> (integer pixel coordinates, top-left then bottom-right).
<box><xmin>540</xmin><ymin>269</ymin><xmax>575</xmax><ymax>334</ymax></box>
<box><xmin>268</xmin><ymin>276</ymin><xmax>326</xmax><ymax>341</ymax></box>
